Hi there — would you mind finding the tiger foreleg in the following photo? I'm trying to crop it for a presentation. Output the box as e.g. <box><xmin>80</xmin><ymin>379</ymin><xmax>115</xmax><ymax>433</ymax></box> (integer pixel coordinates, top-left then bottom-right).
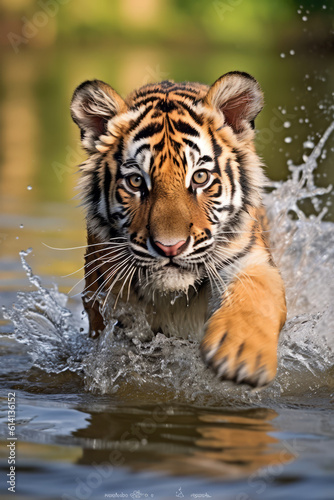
<box><xmin>82</xmin><ymin>233</ymin><xmax>107</xmax><ymax>338</ymax></box>
<box><xmin>200</xmin><ymin>263</ymin><xmax>287</xmax><ymax>387</ymax></box>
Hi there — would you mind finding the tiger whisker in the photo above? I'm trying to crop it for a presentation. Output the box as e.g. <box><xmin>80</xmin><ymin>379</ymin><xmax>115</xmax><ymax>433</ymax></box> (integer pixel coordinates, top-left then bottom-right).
<box><xmin>114</xmin><ymin>261</ymin><xmax>136</xmax><ymax>308</ymax></box>
<box><xmin>90</xmin><ymin>256</ymin><xmax>133</xmax><ymax>307</ymax></box>
<box><xmin>83</xmin><ymin>243</ymin><xmax>129</xmax><ymax>260</ymax></box>
<box><xmin>102</xmin><ymin>259</ymin><xmax>134</xmax><ymax>312</ymax></box>
<box><xmin>126</xmin><ymin>267</ymin><xmax>137</xmax><ymax>302</ymax></box>
<box><xmin>67</xmin><ymin>249</ymin><xmax>130</xmax><ymax>295</ymax></box>
<box><xmin>42</xmin><ymin>238</ymin><xmax>128</xmax><ymax>252</ymax></box>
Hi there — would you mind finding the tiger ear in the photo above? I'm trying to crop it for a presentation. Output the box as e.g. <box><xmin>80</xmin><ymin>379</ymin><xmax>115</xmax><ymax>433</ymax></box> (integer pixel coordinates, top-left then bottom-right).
<box><xmin>204</xmin><ymin>71</ymin><xmax>264</xmax><ymax>135</ymax></box>
<box><xmin>70</xmin><ymin>80</ymin><xmax>127</xmax><ymax>152</ymax></box>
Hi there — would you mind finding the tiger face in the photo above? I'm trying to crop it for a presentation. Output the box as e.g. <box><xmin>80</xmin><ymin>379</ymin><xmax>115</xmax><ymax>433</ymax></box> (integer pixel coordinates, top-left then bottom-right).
<box><xmin>71</xmin><ymin>73</ymin><xmax>265</xmax><ymax>299</ymax></box>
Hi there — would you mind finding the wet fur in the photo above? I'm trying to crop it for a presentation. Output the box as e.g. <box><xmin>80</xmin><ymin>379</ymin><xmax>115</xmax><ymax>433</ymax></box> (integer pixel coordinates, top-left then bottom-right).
<box><xmin>71</xmin><ymin>72</ymin><xmax>287</xmax><ymax>387</ymax></box>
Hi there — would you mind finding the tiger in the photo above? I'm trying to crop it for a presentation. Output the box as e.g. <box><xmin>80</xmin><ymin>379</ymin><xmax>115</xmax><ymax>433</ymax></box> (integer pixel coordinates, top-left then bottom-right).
<box><xmin>70</xmin><ymin>71</ymin><xmax>287</xmax><ymax>388</ymax></box>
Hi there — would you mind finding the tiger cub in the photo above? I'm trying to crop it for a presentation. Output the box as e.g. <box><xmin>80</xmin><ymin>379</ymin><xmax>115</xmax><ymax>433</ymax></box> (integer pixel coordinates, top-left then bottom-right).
<box><xmin>71</xmin><ymin>71</ymin><xmax>286</xmax><ymax>387</ymax></box>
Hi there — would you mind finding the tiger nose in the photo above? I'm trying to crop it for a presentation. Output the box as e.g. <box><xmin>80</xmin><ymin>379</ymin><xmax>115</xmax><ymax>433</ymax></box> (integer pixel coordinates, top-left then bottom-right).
<box><xmin>154</xmin><ymin>239</ymin><xmax>187</xmax><ymax>257</ymax></box>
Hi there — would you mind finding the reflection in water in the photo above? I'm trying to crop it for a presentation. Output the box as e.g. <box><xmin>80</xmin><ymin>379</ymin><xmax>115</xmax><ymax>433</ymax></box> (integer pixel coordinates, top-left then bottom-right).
<box><xmin>73</xmin><ymin>407</ymin><xmax>294</xmax><ymax>480</ymax></box>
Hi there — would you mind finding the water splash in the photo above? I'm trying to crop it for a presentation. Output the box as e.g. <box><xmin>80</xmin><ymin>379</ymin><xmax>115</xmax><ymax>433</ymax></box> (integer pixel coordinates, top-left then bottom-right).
<box><xmin>3</xmin><ymin>249</ymin><xmax>92</xmax><ymax>374</ymax></box>
<box><xmin>3</xmin><ymin>123</ymin><xmax>334</xmax><ymax>405</ymax></box>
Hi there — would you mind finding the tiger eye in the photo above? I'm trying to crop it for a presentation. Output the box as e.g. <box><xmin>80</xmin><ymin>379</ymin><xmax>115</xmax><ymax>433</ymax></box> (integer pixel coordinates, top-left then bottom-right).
<box><xmin>192</xmin><ymin>170</ymin><xmax>209</xmax><ymax>186</ymax></box>
<box><xmin>127</xmin><ymin>174</ymin><xmax>143</xmax><ymax>189</ymax></box>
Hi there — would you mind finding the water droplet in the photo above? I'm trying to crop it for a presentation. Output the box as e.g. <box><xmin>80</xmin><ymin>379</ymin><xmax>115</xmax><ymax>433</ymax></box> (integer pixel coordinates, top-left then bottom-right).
<box><xmin>280</xmin><ymin>53</ymin><xmax>286</xmax><ymax>58</ymax></box>
<box><xmin>300</xmin><ymin>105</ymin><xmax>306</xmax><ymax>110</ymax></box>
<box><xmin>27</xmin><ymin>185</ymin><xmax>32</xmax><ymax>191</ymax></box>
<box><xmin>284</xmin><ymin>137</ymin><xmax>292</xmax><ymax>144</ymax></box>
<box><xmin>283</xmin><ymin>121</ymin><xmax>291</xmax><ymax>128</ymax></box>
<box><xmin>19</xmin><ymin>224</ymin><xmax>24</xmax><ymax>229</ymax></box>
<box><xmin>302</xmin><ymin>15</ymin><xmax>308</xmax><ymax>21</ymax></box>
<box><xmin>290</xmin><ymin>49</ymin><xmax>295</xmax><ymax>55</ymax></box>
<box><xmin>307</xmin><ymin>86</ymin><xmax>312</xmax><ymax>91</ymax></box>
<box><xmin>303</xmin><ymin>140</ymin><xmax>315</xmax><ymax>149</ymax></box>
<box><xmin>322</xmin><ymin>4</ymin><xmax>327</xmax><ymax>9</ymax></box>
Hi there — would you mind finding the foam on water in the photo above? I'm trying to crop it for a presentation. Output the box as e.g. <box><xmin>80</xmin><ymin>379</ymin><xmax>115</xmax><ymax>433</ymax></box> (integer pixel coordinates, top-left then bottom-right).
<box><xmin>3</xmin><ymin>123</ymin><xmax>334</xmax><ymax>406</ymax></box>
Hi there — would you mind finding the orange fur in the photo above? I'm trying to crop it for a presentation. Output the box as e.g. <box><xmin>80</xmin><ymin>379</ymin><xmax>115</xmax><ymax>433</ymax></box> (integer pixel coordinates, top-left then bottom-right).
<box><xmin>201</xmin><ymin>261</ymin><xmax>286</xmax><ymax>386</ymax></box>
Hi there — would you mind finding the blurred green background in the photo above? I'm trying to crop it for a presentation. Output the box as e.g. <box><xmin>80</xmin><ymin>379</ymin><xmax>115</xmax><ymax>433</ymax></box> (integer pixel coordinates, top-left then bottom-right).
<box><xmin>0</xmin><ymin>0</ymin><xmax>333</xmax><ymax>286</ymax></box>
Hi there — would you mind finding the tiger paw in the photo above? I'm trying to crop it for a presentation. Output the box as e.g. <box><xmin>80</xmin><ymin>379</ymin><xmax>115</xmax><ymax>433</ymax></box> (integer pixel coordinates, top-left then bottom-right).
<box><xmin>200</xmin><ymin>312</ymin><xmax>279</xmax><ymax>388</ymax></box>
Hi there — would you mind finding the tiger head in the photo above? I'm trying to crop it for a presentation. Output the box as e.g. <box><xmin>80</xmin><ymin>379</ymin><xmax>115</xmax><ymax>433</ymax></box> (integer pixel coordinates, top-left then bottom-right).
<box><xmin>71</xmin><ymin>72</ymin><xmax>265</xmax><ymax>299</ymax></box>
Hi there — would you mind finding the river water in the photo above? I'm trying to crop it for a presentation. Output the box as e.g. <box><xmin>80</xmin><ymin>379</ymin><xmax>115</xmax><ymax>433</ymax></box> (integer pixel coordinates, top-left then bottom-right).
<box><xmin>1</xmin><ymin>27</ymin><xmax>334</xmax><ymax>500</ymax></box>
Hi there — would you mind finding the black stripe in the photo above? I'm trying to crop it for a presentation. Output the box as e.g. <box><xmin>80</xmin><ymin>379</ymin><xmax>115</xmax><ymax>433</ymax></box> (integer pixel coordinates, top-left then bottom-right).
<box><xmin>181</xmin><ymin>151</ymin><xmax>187</xmax><ymax>173</ymax></box>
<box><xmin>166</xmin><ymin>114</ymin><xmax>176</xmax><ymax>134</ymax></box>
<box><xmin>132</xmin><ymin>248</ymin><xmax>151</xmax><ymax>259</ymax></box>
<box><xmin>155</xmin><ymin>99</ymin><xmax>178</xmax><ymax>113</ymax></box>
<box><xmin>233</xmin><ymin>148</ymin><xmax>251</xmax><ymax>208</ymax></box>
<box><xmin>134</xmin><ymin>143</ymin><xmax>150</xmax><ymax>157</ymax></box>
<box><xmin>128</xmin><ymin>105</ymin><xmax>153</xmax><ymax>133</ymax></box>
<box><xmin>208</xmin><ymin>128</ymin><xmax>222</xmax><ymax>176</ymax></box>
<box><xmin>132</xmin><ymin>96</ymin><xmax>160</xmax><ymax>107</ymax></box>
<box><xmin>174</xmin><ymin>88</ymin><xmax>199</xmax><ymax>95</ymax></box>
<box><xmin>151</xmin><ymin>110</ymin><xmax>162</xmax><ymax>118</ymax></box>
<box><xmin>208</xmin><ymin>178</ymin><xmax>222</xmax><ymax>198</ymax></box>
<box><xmin>158</xmin><ymin>153</ymin><xmax>167</xmax><ymax>169</ymax></box>
<box><xmin>172</xmin><ymin>119</ymin><xmax>199</xmax><ymax>137</ymax></box>
<box><xmin>110</xmin><ymin>210</ymin><xmax>126</xmax><ymax>220</ymax></box>
<box><xmin>183</xmin><ymin>138</ymin><xmax>200</xmax><ymax>154</ymax></box>
<box><xmin>133</xmin><ymin>122</ymin><xmax>164</xmax><ymax>142</ymax></box>
<box><xmin>192</xmin><ymin>243</ymin><xmax>213</xmax><ymax>254</ymax></box>
<box><xmin>173</xmin><ymin>91</ymin><xmax>197</xmax><ymax>101</ymax></box>
<box><xmin>114</xmin><ymin>138</ymin><xmax>124</xmax><ymax>172</ymax></box>
<box><xmin>221</xmin><ymin>208</ymin><xmax>244</xmax><ymax>238</ymax></box>
<box><xmin>154</xmin><ymin>136</ymin><xmax>165</xmax><ymax>152</ymax></box>
<box><xmin>220</xmin><ymin>228</ymin><xmax>256</xmax><ymax>267</ymax></box>
<box><xmin>170</xmin><ymin>138</ymin><xmax>182</xmax><ymax>153</ymax></box>
<box><xmin>177</xmin><ymin>100</ymin><xmax>204</xmax><ymax>126</ymax></box>
<box><xmin>104</xmin><ymin>164</ymin><xmax>112</xmax><ymax>222</ymax></box>
<box><xmin>219</xmin><ymin>332</ymin><xmax>228</xmax><ymax>347</ymax></box>
<box><xmin>216</xmin><ymin>204</ymin><xmax>234</xmax><ymax>212</ymax></box>
<box><xmin>225</xmin><ymin>158</ymin><xmax>235</xmax><ymax>199</ymax></box>
<box><xmin>115</xmin><ymin>187</ymin><xmax>123</xmax><ymax>204</ymax></box>
<box><xmin>199</xmin><ymin>155</ymin><xmax>213</xmax><ymax>164</ymax></box>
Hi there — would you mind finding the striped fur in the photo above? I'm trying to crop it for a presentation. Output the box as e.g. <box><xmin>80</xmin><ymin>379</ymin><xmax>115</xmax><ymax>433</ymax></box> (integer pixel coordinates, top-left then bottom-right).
<box><xmin>71</xmin><ymin>72</ymin><xmax>286</xmax><ymax>387</ymax></box>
